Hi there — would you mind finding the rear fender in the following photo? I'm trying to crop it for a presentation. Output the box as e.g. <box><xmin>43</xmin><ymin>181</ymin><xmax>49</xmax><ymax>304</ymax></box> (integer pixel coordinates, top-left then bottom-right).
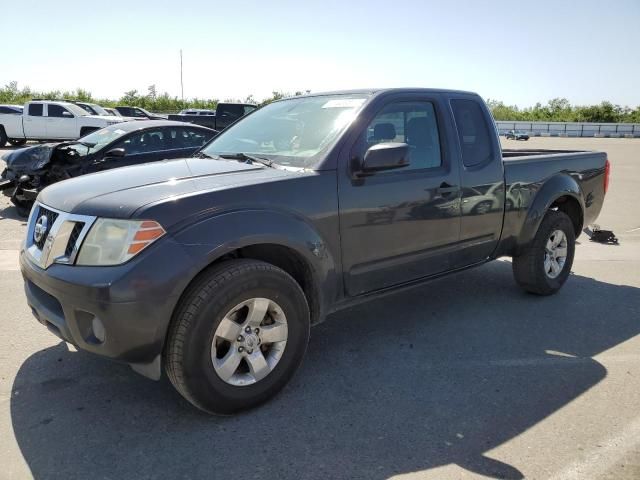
<box><xmin>516</xmin><ymin>173</ymin><xmax>584</xmax><ymax>250</ymax></box>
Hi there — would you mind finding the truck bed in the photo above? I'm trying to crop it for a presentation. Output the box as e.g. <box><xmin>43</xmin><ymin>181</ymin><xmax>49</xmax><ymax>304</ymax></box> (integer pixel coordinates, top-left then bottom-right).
<box><xmin>502</xmin><ymin>148</ymin><xmax>587</xmax><ymax>158</ymax></box>
<box><xmin>499</xmin><ymin>148</ymin><xmax>607</xmax><ymax>253</ymax></box>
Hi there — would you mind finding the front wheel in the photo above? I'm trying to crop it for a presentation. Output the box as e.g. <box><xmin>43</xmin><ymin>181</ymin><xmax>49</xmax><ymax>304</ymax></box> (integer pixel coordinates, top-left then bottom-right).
<box><xmin>165</xmin><ymin>259</ymin><xmax>310</xmax><ymax>414</ymax></box>
<box><xmin>512</xmin><ymin>210</ymin><xmax>575</xmax><ymax>295</ymax></box>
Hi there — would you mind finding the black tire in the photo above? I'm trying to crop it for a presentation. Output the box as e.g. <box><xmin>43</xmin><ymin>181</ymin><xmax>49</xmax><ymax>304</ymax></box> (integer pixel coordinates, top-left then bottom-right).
<box><xmin>165</xmin><ymin>259</ymin><xmax>310</xmax><ymax>415</ymax></box>
<box><xmin>512</xmin><ymin>210</ymin><xmax>575</xmax><ymax>295</ymax></box>
<box><xmin>8</xmin><ymin>138</ymin><xmax>27</xmax><ymax>147</ymax></box>
<box><xmin>11</xmin><ymin>197</ymin><xmax>32</xmax><ymax>218</ymax></box>
<box><xmin>79</xmin><ymin>127</ymin><xmax>99</xmax><ymax>137</ymax></box>
<box><xmin>0</xmin><ymin>127</ymin><xmax>7</xmax><ymax>148</ymax></box>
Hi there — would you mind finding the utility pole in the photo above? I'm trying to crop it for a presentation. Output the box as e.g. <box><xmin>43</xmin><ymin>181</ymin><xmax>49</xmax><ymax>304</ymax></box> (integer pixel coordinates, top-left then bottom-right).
<box><xmin>180</xmin><ymin>49</ymin><xmax>184</xmax><ymax>104</ymax></box>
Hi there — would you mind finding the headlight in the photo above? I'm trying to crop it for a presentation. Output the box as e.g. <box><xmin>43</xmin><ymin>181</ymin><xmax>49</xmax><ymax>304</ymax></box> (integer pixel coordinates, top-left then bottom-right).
<box><xmin>76</xmin><ymin>219</ymin><xmax>165</xmax><ymax>266</ymax></box>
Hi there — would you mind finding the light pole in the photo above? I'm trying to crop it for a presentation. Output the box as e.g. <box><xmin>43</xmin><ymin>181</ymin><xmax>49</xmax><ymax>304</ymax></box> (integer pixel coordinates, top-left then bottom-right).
<box><xmin>180</xmin><ymin>49</ymin><xmax>184</xmax><ymax>105</ymax></box>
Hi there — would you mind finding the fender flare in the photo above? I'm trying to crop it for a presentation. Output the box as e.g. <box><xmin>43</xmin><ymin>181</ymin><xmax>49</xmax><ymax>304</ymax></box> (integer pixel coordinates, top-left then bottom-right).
<box><xmin>516</xmin><ymin>173</ymin><xmax>584</xmax><ymax>250</ymax></box>
<box><xmin>170</xmin><ymin>208</ymin><xmax>339</xmax><ymax>322</ymax></box>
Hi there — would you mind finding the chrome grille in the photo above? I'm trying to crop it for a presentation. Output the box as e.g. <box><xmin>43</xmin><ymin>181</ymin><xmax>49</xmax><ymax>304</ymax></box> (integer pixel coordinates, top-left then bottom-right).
<box><xmin>34</xmin><ymin>206</ymin><xmax>59</xmax><ymax>249</ymax></box>
<box><xmin>26</xmin><ymin>203</ymin><xmax>96</xmax><ymax>269</ymax></box>
<box><xmin>64</xmin><ymin>222</ymin><xmax>85</xmax><ymax>257</ymax></box>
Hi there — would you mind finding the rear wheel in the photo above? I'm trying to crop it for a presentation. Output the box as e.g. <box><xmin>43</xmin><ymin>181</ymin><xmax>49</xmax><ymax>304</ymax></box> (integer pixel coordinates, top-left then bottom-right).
<box><xmin>165</xmin><ymin>259</ymin><xmax>310</xmax><ymax>415</ymax></box>
<box><xmin>0</xmin><ymin>127</ymin><xmax>7</xmax><ymax>148</ymax></box>
<box><xmin>512</xmin><ymin>210</ymin><xmax>575</xmax><ymax>295</ymax></box>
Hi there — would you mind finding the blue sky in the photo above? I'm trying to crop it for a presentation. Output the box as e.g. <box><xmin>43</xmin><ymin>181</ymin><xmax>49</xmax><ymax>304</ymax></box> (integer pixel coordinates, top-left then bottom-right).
<box><xmin>4</xmin><ymin>0</ymin><xmax>639</xmax><ymax>106</ymax></box>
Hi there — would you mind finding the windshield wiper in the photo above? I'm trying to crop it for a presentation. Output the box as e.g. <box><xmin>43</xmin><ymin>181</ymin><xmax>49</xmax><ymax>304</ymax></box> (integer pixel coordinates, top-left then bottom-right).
<box><xmin>219</xmin><ymin>152</ymin><xmax>274</xmax><ymax>168</ymax></box>
<box><xmin>193</xmin><ymin>151</ymin><xmax>215</xmax><ymax>159</ymax></box>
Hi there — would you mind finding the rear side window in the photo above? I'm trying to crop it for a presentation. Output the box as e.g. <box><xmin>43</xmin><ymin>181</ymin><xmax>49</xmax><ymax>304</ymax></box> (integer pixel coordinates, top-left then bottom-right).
<box><xmin>166</xmin><ymin>127</ymin><xmax>213</xmax><ymax>148</ymax></box>
<box><xmin>183</xmin><ymin>128</ymin><xmax>213</xmax><ymax>147</ymax></box>
<box><xmin>28</xmin><ymin>104</ymin><xmax>43</xmax><ymax>116</ymax></box>
<box><xmin>451</xmin><ymin>99</ymin><xmax>493</xmax><ymax>167</ymax></box>
<box><xmin>219</xmin><ymin>104</ymin><xmax>244</xmax><ymax>118</ymax></box>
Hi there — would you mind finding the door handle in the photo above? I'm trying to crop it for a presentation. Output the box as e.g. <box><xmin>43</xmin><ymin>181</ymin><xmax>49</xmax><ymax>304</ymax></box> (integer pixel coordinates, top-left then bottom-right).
<box><xmin>437</xmin><ymin>183</ymin><xmax>458</xmax><ymax>196</ymax></box>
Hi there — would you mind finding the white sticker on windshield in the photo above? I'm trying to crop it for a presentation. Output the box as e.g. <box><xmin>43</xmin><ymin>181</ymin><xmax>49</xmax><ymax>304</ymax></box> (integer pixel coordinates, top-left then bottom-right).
<box><xmin>322</xmin><ymin>99</ymin><xmax>365</xmax><ymax>109</ymax></box>
<box><xmin>113</xmin><ymin>129</ymin><xmax>126</xmax><ymax>134</ymax></box>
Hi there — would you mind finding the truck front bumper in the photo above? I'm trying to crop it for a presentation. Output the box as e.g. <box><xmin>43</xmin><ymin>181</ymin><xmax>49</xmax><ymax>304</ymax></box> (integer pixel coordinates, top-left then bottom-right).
<box><xmin>19</xmin><ymin>239</ymin><xmax>194</xmax><ymax>379</ymax></box>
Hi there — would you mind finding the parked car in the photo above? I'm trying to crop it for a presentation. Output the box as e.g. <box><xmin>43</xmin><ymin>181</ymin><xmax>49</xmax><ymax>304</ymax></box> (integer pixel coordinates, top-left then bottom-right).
<box><xmin>0</xmin><ymin>100</ymin><xmax>125</xmax><ymax>147</ymax></box>
<box><xmin>0</xmin><ymin>105</ymin><xmax>27</xmax><ymax>146</ymax></box>
<box><xmin>1</xmin><ymin>120</ymin><xmax>215</xmax><ymax>213</ymax></box>
<box><xmin>71</xmin><ymin>102</ymin><xmax>112</xmax><ymax>117</ymax></box>
<box><xmin>168</xmin><ymin>103</ymin><xmax>256</xmax><ymax>130</ymax></box>
<box><xmin>178</xmin><ymin>108</ymin><xmax>216</xmax><ymax>116</ymax></box>
<box><xmin>114</xmin><ymin>106</ymin><xmax>167</xmax><ymax>120</ymax></box>
<box><xmin>20</xmin><ymin>88</ymin><xmax>609</xmax><ymax>415</ymax></box>
<box><xmin>505</xmin><ymin>130</ymin><xmax>530</xmax><ymax>140</ymax></box>
<box><xmin>0</xmin><ymin>104</ymin><xmax>23</xmax><ymax>115</ymax></box>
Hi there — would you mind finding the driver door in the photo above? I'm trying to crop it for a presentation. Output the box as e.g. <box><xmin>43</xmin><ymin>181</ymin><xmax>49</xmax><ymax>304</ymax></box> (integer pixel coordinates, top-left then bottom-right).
<box><xmin>338</xmin><ymin>96</ymin><xmax>462</xmax><ymax>296</ymax></box>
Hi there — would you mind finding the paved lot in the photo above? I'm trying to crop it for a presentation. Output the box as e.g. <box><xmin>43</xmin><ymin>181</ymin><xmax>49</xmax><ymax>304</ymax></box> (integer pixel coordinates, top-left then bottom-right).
<box><xmin>0</xmin><ymin>138</ymin><xmax>638</xmax><ymax>479</ymax></box>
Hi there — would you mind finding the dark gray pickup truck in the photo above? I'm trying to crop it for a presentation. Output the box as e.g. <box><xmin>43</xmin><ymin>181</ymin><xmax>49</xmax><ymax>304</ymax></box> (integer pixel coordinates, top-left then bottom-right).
<box><xmin>167</xmin><ymin>103</ymin><xmax>257</xmax><ymax>131</ymax></box>
<box><xmin>20</xmin><ymin>88</ymin><xmax>609</xmax><ymax>414</ymax></box>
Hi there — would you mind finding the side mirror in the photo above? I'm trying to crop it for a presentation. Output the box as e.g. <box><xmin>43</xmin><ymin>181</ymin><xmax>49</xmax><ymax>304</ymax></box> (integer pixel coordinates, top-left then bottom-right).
<box><xmin>104</xmin><ymin>148</ymin><xmax>126</xmax><ymax>158</ymax></box>
<box><xmin>362</xmin><ymin>142</ymin><xmax>410</xmax><ymax>173</ymax></box>
<box><xmin>62</xmin><ymin>111</ymin><xmax>74</xmax><ymax>118</ymax></box>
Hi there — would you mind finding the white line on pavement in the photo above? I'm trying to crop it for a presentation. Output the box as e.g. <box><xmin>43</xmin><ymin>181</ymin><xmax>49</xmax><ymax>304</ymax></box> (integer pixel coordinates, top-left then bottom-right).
<box><xmin>548</xmin><ymin>415</ymin><xmax>640</xmax><ymax>480</ymax></box>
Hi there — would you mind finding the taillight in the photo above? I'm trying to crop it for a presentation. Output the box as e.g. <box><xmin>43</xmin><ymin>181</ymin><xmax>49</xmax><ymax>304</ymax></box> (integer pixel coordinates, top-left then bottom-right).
<box><xmin>604</xmin><ymin>158</ymin><xmax>610</xmax><ymax>195</ymax></box>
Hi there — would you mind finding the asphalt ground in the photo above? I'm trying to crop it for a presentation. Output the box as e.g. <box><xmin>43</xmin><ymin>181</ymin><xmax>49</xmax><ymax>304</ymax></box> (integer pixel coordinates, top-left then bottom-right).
<box><xmin>0</xmin><ymin>137</ymin><xmax>638</xmax><ymax>479</ymax></box>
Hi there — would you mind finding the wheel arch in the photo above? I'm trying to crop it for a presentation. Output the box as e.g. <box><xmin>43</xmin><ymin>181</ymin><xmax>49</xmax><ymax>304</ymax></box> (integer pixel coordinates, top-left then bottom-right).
<box><xmin>166</xmin><ymin>209</ymin><xmax>339</xmax><ymax>330</ymax></box>
<box><xmin>182</xmin><ymin>242</ymin><xmax>324</xmax><ymax>327</ymax></box>
<box><xmin>516</xmin><ymin>173</ymin><xmax>585</xmax><ymax>251</ymax></box>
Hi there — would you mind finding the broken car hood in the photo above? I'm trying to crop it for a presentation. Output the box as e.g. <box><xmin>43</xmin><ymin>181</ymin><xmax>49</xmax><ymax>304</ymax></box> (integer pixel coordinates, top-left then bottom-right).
<box><xmin>2</xmin><ymin>143</ymin><xmax>64</xmax><ymax>173</ymax></box>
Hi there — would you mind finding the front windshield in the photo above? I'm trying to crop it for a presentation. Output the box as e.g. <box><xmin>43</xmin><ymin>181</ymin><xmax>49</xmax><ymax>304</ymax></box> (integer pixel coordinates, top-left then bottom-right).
<box><xmin>88</xmin><ymin>104</ymin><xmax>109</xmax><ymax>116</ymax></box>
<box><xmin>200</xmin><ymin>94</ymin><xmax>369</xmax><ymax>168</ymax></box>
<box><xmin>64</xmin><ymin>124</ymin><xmax>130</xmax><ymax>155</ymax></box>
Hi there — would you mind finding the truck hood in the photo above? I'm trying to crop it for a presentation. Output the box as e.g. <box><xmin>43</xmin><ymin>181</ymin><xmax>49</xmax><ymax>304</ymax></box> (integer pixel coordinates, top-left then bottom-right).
<box><xmin>82</xmin><ymin>115</ymin><xmax>125</xmax><ymax>122</ymax></box>
<box><xmin>38</xmin><ymin>157</ymin><xmax>302</xmax><ymax>219</ymax></box>
<box><xmin>2</xmin><ymin>143</ymin><xmax>62</xmax><ymax>173</ymax></box>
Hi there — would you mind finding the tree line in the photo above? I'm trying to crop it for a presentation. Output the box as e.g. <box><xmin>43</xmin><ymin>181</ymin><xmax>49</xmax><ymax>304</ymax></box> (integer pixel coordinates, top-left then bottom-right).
<box><xmin>0</xmin><ymin>82</ymin><xmax>306</xmax><ymax>113</ymax></box>
<box><xmin>487</xmin><ymin>98</ymin><xmax>640</xmax><ymax>123</ymax></box>
<box><xmin>1</xmin><ymin>81</ymin><xmax>638</xmax><ymax>123</ymax></box>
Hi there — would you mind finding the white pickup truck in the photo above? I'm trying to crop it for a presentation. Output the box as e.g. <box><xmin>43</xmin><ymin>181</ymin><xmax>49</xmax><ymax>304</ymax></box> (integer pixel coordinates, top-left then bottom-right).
<box><xmin>0</xmin><ymin>100</ymin><xmax>125</xmax><ymax>147</ymax></box>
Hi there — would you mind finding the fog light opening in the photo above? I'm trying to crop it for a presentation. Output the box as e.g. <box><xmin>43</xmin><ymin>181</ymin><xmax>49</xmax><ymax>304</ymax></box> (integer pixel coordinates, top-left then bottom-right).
<box><xmin>92</xmin><ymin>317</ymin><xmax>106</xmax><ymax>343</ymax></box>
